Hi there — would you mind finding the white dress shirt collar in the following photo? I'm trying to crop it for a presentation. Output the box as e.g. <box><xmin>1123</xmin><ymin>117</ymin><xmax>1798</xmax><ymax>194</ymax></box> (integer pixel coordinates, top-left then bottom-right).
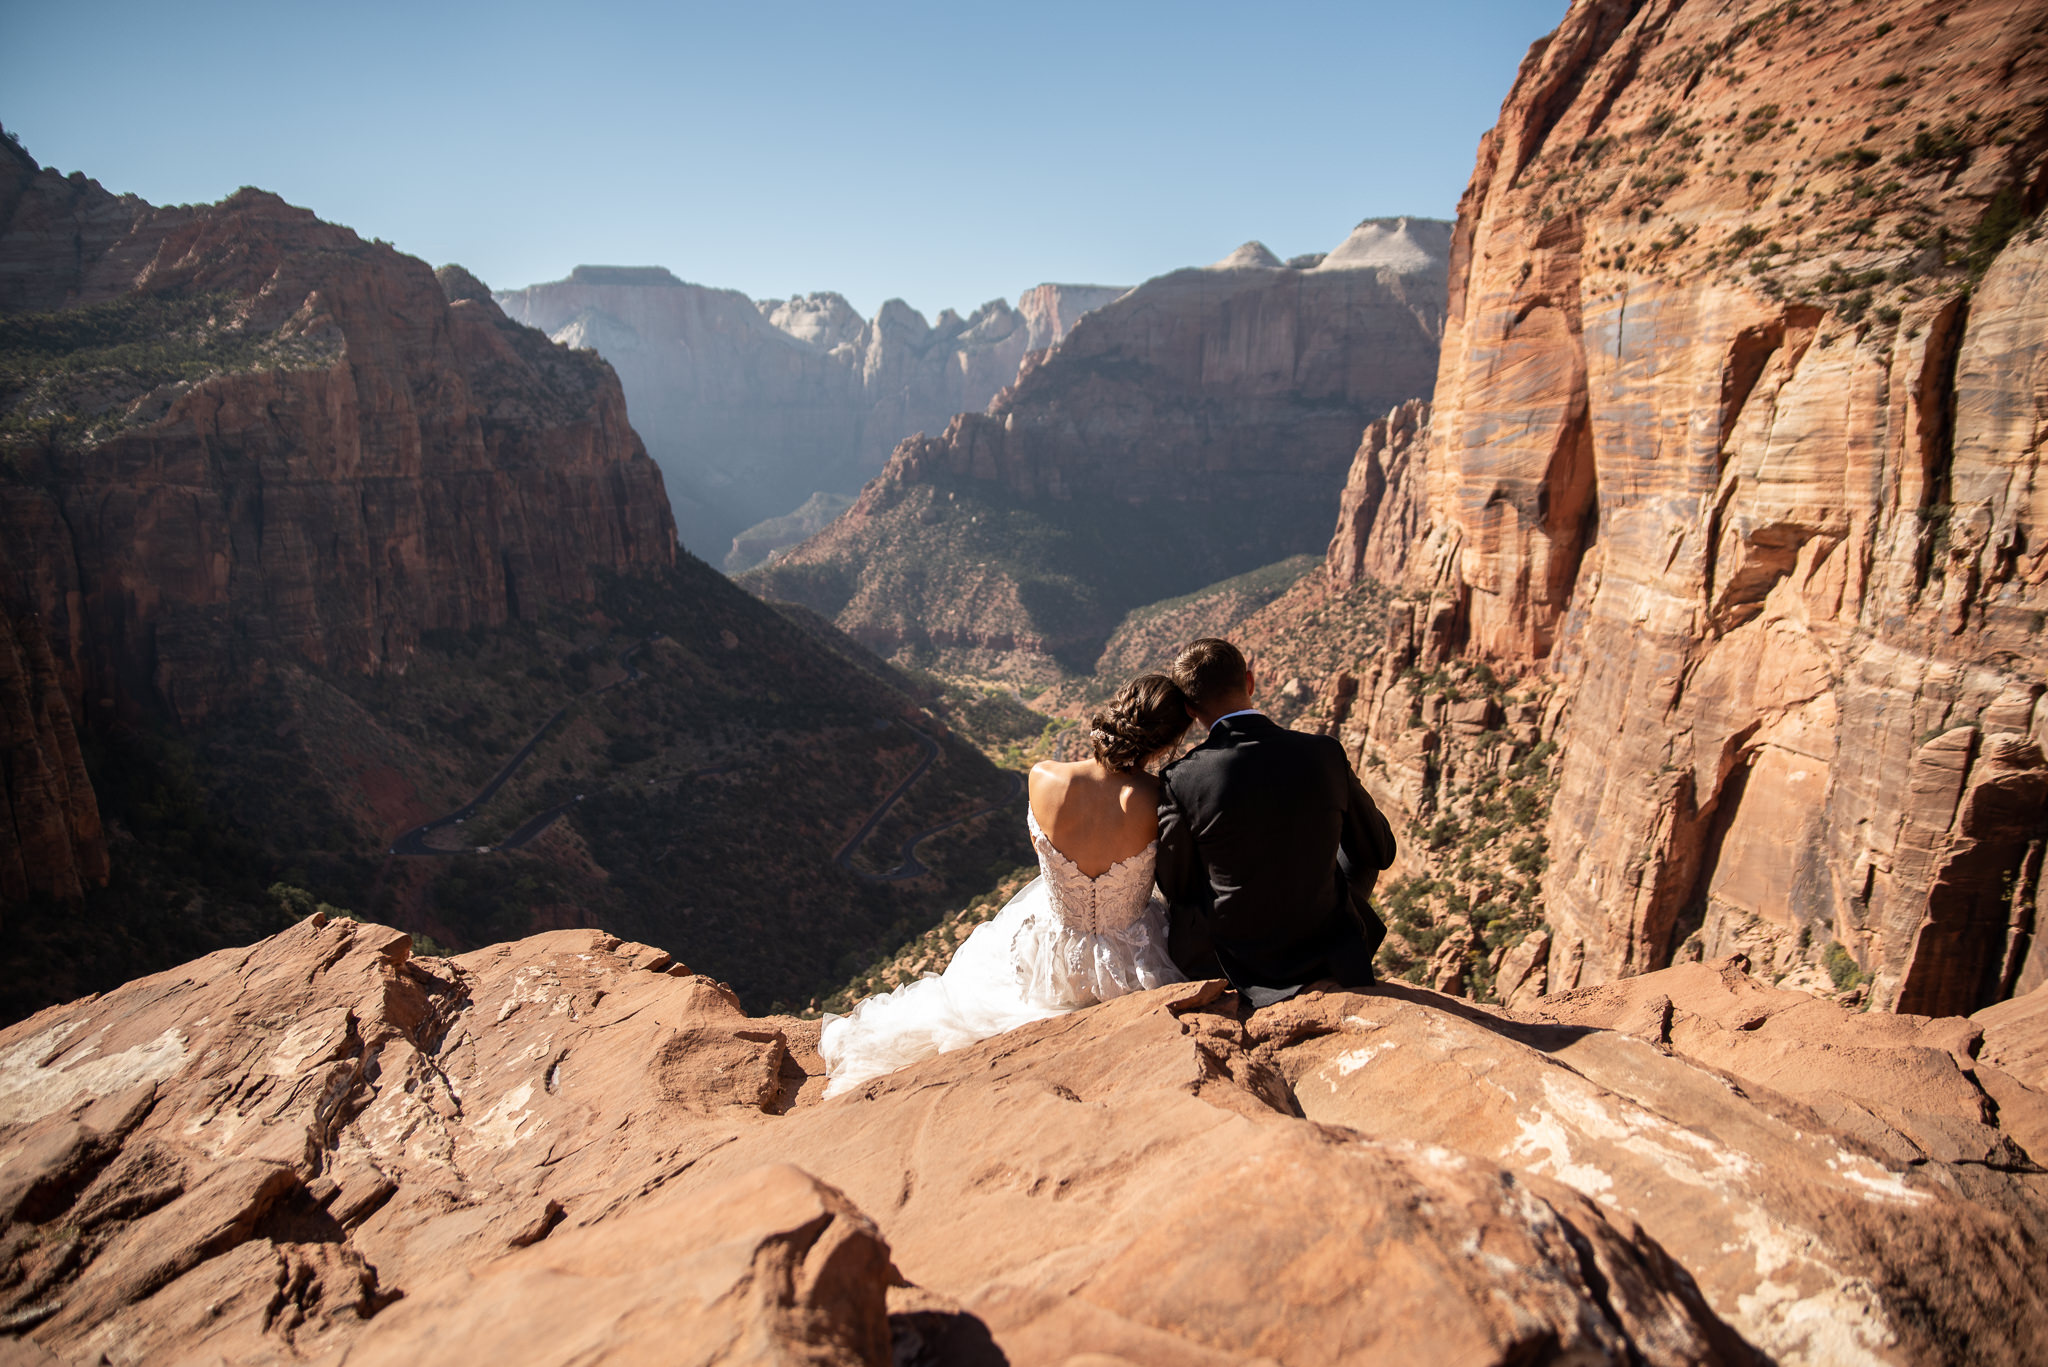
<box><xmin>1208</xmin><ymin>707</ymin><xmax>1265</xmax><ymax>730</ymax></box>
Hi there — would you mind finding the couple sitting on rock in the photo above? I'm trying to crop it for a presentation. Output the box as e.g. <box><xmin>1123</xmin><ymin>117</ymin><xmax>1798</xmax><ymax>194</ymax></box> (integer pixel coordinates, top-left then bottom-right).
<box><xmin>821</xmin><ymin>638</ymin><xmax>1397</xmax><ymax>1096</ymax></box>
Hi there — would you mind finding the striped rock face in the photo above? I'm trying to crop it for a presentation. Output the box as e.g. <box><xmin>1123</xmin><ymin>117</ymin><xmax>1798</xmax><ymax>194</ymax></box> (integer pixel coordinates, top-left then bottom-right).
<box><xmin>1300</xmin><ymin>0</ymin><xmax>2048</xmax><ymax>1012</ymax></box>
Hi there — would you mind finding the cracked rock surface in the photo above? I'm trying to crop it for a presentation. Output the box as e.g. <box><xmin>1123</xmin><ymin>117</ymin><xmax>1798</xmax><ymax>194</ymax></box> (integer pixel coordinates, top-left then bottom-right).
<box><xmin>0</xmin><ymin>915</ymin><xmax>2042</xmax><ymax>1365</ymax></box>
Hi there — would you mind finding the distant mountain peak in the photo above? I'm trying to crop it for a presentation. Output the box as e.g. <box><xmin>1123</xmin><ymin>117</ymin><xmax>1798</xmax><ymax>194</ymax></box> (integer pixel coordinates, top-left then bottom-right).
<box><xmin>435</xmin><ymin>263</ymin><xmax>493</xmax><ymax>304</ymax></box>
<box><xmin>758</xmin><ymin>292</ymin><xmax>865</xmax><ymax>350</ymax></box>
<box><xmin>1316</xmin><ymin>218</ymin><xmax>1453</xmax><ymax>275</ymax></box>
<box><xmin>566</xmin><ymin>265</ymin><xmax>685</xmax><ymax>287</ymax></box>
<box><xmin>1209</xmin><ymin>241</ymin><xmax>1285</xmax><ymax>271</ymax></box>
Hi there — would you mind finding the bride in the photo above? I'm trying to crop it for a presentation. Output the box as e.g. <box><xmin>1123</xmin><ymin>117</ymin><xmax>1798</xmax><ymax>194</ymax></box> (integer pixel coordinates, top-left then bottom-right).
<box><xmin>819</xmin><ymin>674</ymin><xmax>1192</xmax><ymax>1097</ymax></box>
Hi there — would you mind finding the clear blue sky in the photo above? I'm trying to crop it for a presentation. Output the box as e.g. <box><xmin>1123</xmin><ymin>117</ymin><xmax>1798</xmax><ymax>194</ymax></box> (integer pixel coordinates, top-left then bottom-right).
<box><xmin>4</xmin><ymin>0</ymin><xmax>1563</xmax><ymax>319</ymax></box>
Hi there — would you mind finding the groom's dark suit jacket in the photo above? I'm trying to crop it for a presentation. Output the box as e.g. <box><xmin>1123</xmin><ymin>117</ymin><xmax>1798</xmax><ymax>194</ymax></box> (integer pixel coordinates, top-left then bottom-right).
<box><xmin>1156</xmin><ymin>712</ymin><xmax>1396</xmax><ymax>993</ymax></box>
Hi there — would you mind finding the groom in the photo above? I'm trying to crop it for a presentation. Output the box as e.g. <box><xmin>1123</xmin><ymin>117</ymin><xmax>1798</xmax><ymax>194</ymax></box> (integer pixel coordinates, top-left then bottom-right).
<box><xmin>1155</xmin><ymin>638</ymin><xmax>1395</xmax><ymax>1006</ymax></box>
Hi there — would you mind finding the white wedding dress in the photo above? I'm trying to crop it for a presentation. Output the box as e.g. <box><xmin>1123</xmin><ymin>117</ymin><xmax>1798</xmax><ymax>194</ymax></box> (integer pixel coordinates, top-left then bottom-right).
<box><xmin>819</xmin><ymin>807</ymin><xmax>1183</xmax><ymax>1097</ymax></box>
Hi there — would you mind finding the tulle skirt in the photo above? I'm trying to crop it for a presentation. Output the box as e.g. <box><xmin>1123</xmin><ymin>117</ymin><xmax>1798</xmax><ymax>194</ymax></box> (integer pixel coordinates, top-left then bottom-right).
<box><xmin>818</xmin><ymin>876</ymin><xmax>1183</xmax><ymax>1098</ymax></box>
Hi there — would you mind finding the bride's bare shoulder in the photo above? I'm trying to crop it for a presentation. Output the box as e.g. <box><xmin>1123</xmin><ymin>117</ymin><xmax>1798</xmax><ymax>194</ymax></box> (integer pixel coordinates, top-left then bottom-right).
<box><xmin>1029</xmin><ymin>758</ymin><xmax>1084</xmax><ymax>787</ymax></box>
<box><xmin>1028</xmin><ymin>759</ymin><xmax>1082</xmax><ymax>808</ymax></box>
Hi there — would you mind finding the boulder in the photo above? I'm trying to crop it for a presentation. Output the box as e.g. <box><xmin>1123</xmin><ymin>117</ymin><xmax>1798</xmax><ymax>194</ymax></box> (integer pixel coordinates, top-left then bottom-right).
<box><xmin>1495</xmin><ymin>929</ymin><xmax>1551</xmax><ymax>1009</ymax></box>
<box><xmin>1445</xmin><ymin>696</ymin><xmax>1503</xmax><ymax>736</ymax></box>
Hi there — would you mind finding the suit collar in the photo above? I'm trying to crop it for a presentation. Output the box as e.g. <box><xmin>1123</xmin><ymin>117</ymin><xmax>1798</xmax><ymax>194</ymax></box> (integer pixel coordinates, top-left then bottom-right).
<box><xmin>1166</xmin><ymin>712</ymin><xmax>1281</xmax><ymax>775</ymax></box>
<box><xmin>1206</xmin><ymin>712</ymin><xmax>1280</xmax><ymax>742</ymax></box>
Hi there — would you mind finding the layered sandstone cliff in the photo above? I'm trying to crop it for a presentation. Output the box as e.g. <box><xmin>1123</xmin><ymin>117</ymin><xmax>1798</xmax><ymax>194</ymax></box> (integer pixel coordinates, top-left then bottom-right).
<box><xmin>0</xmin><ymin>601</ymin><xmax>104</xmax><ymax>902</ymax></box>
<box><xmin>0</xmin><ymin>914</ymin><xmax>2042</xmax><ymax>1365</ymax></box>
<box><xmin>0</xmin><ymin>136</ymin><xmax>676</xmax><ymax>728</ymax></box>
<box><xmin>495</xmin><ymin>269</ymin><xmax>1125</xmax><ymax>552</ymax></box>
<box><xmin>743</xmin><ymin>218</ymin><xmax>1451</xmax><ymax>679</ymax></box>
<box><xmin>0</xmin><ymin>134</ymin><xmax>1035</xmax><ymax>1025</ymax></box>
<box><xmin>1264</xmin><ymin>0</ymin><xmax>2048</xmax><ymax>1018</ymax></box>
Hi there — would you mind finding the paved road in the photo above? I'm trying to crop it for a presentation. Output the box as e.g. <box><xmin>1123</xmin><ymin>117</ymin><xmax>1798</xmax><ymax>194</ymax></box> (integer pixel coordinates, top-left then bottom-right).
<box><xmin>388</xmin><ymin>638</ymin><xmax>655</xmax><ymax>857</ymax></box>
<box><xmin>833</xmin><ymin>721</ymin><xmax>1024</xmax><ymax>882</ymax></box>
<box><xmin>831</xmin><ymin>723</ymin><xmax>939</xmax><ymax>870</ymax></box>
<box><xmin>866</xmin><ymin>770</ymin><xmax>1024</xmax><ymax>881</ymax></box>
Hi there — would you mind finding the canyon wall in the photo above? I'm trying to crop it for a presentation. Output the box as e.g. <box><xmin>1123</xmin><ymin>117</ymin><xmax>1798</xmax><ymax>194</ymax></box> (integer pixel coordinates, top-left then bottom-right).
<box><xmin>1300</xmin><ymin>0</ymin><xmax>2048</xmax><ymax>1016</ymax></box>
<box><xmin>495</xmin><ymin>269</ymin><xmax>1125</xmax><ymax>553</ymax></box>
<box><xmin>0</xmin><ymin>600</ymin><xmax>105</xmax><ymax>902</ymax></box>
<box><xmin>743</xmin><ymin>219</ymin><xmax>1450</xmax><ymax>679</ymax></box>
<box><xmin>0</xmin><ymin>137</ymin><xmax>676</xmax><ymax>728</ymax></box>
<box><xmin>0</xmin><ymin>134</ymin><xmax>1028</xmax><ymax>1017</ymax></box>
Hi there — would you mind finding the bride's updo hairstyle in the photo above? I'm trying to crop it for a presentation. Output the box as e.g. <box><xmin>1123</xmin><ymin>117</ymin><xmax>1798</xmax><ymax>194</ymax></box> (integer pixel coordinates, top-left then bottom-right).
<box><xmin>1089</xmin><ymin>673</ymin><xmax>1190</xmax><ymax>772</ymax></box>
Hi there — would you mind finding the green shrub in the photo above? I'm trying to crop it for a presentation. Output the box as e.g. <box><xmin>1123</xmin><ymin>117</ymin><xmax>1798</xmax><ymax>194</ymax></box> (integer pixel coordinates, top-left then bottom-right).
<box><xmin>1823</xmin><ymin>942</ymin><xmax>1868</xmax><ymax>991</ymax></box>
<box><xmin>1966</xmin><ymin>187</ymin><xmax>2029</xmax><ymax>283</ymax></box>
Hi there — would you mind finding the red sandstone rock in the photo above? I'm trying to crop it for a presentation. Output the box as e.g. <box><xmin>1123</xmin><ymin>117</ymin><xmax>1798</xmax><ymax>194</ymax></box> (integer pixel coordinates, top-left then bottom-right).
<box><xmin>1270</xmin><ymin>0</ymin><xmax>2048</xmax><ymax>1017</ymax></box>
<box><xmin>0</xmin><ymin>604</ymin><xmax>104</xmax><ymax>902</ymax></box>
<box><xmin>340</xmin><ymin>1164</ymin><xmax>896</xmax><ymax>1367</ymax></box>
<box><xmin>0</xmin><ymin>137</ymin><xmax>676</xmax><ymax>729</ymax></box>
<box><xmin>1326</xmin><ymin>398</ymin><xmax>1431</xmax><ymax>591</ymax></box>
<box><xmin>1</xmin><ymin>918</ymin><xmax>2042</xmax><ymax>1364</ymax></box>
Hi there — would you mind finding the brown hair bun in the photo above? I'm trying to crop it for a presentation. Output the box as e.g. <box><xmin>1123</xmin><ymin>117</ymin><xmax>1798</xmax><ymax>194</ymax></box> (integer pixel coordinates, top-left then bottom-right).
<box><xmin>1089</xmin><ymin>673</ymin><xmax>1191</xmax><ymax>771</ymax></box>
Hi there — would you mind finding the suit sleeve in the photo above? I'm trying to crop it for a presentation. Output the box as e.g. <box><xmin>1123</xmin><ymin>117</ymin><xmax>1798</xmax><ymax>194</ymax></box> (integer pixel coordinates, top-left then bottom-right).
<box><xmin>1154</xmin><ymin>767</ymin><xmax>1219</xmax><ymax>970</ymax></box>
<box><xmin>1154</xmin><ymin>769</ymin><xmax>1204</xmax><ymax>912</ymax></box>
<box><xmin>1334</xmin><ymin>741</ymin><xmax>1396</xmax><ymax>904</ymax></box>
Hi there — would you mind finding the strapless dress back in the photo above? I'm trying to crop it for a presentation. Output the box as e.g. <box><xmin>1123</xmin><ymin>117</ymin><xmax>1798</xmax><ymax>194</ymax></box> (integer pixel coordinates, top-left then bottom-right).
<box><xmin>1029</xmin><ymin>807</ymin><xmax>1159</xmax><ymax>934</ymax></box>
<box><xmin>819</xmin><ymin>806</ymin><xmax>1185</xmax><ymax>1097</ymax></box>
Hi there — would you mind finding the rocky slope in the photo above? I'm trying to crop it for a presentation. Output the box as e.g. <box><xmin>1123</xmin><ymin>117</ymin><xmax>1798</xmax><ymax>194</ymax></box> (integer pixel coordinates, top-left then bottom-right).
<box><xmin>495</xmin><ymin>269</ymin><xmax>1125</xmax><ymax>554</ymax></box>
<box><xmin>0</xmin><ymin>133</ymin><xmax>1028</xmax><ymax>1021</ymax></box>
<box><xmin>0</xmin><ymin>913</ymin><xmax>2041</xmax><ymax>1365</ymax></box>
<box><xmin>742</xmin><ymin>218</ymin><xmax>1452</xmax><ymax>680</ymax></box>
<box><xmin>1250</xmin><ymin>0</ymin><xmax>2048</xmax><ymax>1019</ymax></box>
<box><xmin>722</xmin><ymin>489</ymin><xmax>854</xmax><ymax>573</ymax></box>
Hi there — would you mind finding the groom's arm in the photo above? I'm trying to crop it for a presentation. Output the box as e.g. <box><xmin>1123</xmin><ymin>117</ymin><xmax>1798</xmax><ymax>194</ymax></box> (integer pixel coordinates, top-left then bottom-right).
<box><xmin>1155</xmin><ymin>770</ymin><xmax>1219</xmax><ymax>974</ymax></box>
<box><xmin>1334</xmin><ymin>742</ymin><xmax>1396</xmax><ymax>903</ymax></box>
<box><xmin>1154</xmin><ymin>773</ymin><xmax>1203</xmax><ymax>910</ymax></box>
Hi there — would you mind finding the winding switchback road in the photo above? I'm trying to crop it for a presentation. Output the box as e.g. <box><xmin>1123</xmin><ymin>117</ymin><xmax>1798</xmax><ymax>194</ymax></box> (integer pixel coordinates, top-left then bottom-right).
<box><xmin>387</xmin><ymin>646</ymin><xmax>1020</xmax><ymax>884</ymax></box>
<box><xmin>833</xmin><ymin>721</ymin><xmax>1023</xmax><ymax>882</ymax></box>
<box><xmin>388</xmin><ymin>638</ymin><xmax>656</xmax><ymax>857</ymax></box>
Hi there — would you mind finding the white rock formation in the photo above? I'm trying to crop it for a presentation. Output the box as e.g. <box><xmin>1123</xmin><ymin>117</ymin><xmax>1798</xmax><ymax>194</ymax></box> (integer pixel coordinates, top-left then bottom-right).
<box><xmin>497</xmin><ymin>268</ymin><xmax>1124</xmax><ymax>554</ymax></box>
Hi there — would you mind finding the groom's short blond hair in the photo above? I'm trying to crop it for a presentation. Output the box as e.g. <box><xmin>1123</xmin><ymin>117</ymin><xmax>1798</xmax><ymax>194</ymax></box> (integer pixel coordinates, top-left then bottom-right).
<box><xmin>1172</xmin><ymin>638</ymin><xmax>1248</xmax><ymax>711</ymax></box>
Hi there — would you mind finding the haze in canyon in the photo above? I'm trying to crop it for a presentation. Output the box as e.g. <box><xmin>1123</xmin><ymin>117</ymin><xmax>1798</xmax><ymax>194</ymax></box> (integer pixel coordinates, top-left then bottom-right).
<box><xmin>0</xmin><ymin>129</ymin><xmax>1026</xmax><ymax>1021</ymax></box>
<box><xmin>496</xmin><ymin>271</ymin><xmax>1125</xmax><ymax>557</ymax></box>
<box><xmin>743</xmin><ymin>217</ymin><xmax>1452</xmax><ymax>680</ymax></box>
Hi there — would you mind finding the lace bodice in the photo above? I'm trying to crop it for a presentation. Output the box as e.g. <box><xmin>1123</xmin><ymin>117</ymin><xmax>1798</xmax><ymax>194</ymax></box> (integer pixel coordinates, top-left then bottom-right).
<box><xmin>1026</xmin><ymin>807</ymin><xmax>1159</xmax><ymax>935</ymax></box>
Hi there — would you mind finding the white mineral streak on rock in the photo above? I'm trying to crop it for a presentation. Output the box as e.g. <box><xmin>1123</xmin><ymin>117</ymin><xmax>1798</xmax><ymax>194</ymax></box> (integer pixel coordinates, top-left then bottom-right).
<box><xmin>472</xmin><ymin>1080</ymin><xmax>538</xmax><ymax>1150</ymax></box>
<box><xmin>0</xmin><ymin>1023</ymin><xmax>185</xmax><ymax>1127</ymax></box>
<box><xmin>1827</xmin><ymin>1150</ymin><xmax>1931</xmax><ymax>1206</ymax></box>
<box><xmin>1324</xmin><ymin>1040</ymin><xmax>1400</xmax><ymax>1085</ymax></box>
<box><xmin>264</xmin><ymin>1009</ymin><xmax>350</xmax><ymax>1077</ymax></box>
<box><xmin>1730</xmin><ymin>1208</ymin><xmax>1898</xmax><ymax>1367</ymax></box>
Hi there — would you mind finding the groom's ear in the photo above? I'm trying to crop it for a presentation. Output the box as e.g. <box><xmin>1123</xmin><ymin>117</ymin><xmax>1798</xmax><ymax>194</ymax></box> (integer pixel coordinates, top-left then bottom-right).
<box><xmin>1244</xmin><ymin>659</ymin><xmax>1257</xmax><ymax>698</ymax></box>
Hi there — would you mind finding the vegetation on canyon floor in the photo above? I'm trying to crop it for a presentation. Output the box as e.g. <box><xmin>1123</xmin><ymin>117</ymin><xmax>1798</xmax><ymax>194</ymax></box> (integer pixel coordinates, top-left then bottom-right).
<box><xmin>0</xmin><ymin>559</ymin><xmax>1038</xmax><ymax>1023</ymax></box>
<box><xmin>1377</xmin><ymin>736</ymin><xmax>1560</xmax><ymax>998</ymax></box>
